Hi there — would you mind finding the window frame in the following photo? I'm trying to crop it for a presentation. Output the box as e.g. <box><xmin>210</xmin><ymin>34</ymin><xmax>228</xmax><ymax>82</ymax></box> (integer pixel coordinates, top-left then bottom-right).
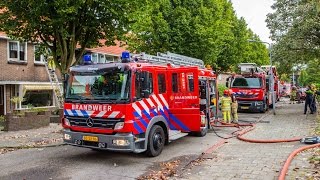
<box><xmin>172</xmin><ymin>73</ymin><xmax>179</xmax><ymax>93</ymax></box>
<box><xmin>157</xmin><ymin>73</ymin><xmax>166</xmax><ymax>94</ymax></box>
<box><xmin>7</xmin><ymin>41</ymin><xmax>27</xmax><ymax>62</ymax></box>
<box><xmin>33</xmin><ymin>45</ymin><xmax>45</xmax><ymax>64</ymax></box>
<box><xmin>186</xmin><ymin>73</ymin><xmax>194</xmax><ymax>92</ymax></box>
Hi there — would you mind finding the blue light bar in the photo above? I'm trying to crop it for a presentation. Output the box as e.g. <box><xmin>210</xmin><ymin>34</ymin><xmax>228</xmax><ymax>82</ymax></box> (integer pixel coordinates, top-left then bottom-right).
<box><xmin>121</xmin><ymin>51</ymin><xmax>130</xmax><ymax>59</ymax></box>
<box><xmin>83</xmin><ymin>54</ymin><xmax>91</xmax><ymax>62</ymax></box>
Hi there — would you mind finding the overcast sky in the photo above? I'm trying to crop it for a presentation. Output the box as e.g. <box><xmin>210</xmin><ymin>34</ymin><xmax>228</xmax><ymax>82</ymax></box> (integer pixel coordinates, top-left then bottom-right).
<box><xmin>231</xmin><ymin>0</ymin><xmax>275</xmax><ymax>43</ymax></box>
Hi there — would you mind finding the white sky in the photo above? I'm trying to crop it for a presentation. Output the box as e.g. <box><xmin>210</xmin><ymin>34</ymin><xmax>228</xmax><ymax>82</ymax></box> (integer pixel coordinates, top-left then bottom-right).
<box><xmin>231</xmin><ymin>0</ymin><xmax>274</xmax><ymax>43</ymax></box>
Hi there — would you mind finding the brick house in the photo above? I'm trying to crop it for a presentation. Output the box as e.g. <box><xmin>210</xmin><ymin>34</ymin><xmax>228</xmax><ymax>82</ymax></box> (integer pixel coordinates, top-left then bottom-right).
<box><xmin>0</xmin><ymin>32</ymin><xmax>126</xmax><ymax>116</ymax></box>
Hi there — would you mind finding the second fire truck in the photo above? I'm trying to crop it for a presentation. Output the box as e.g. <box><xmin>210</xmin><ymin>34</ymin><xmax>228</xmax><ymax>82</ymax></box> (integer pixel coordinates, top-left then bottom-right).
<box><xmin>62</xmin><ymin>52</ymin><xmax>219</xmax><ymax>156</ymax></box>
<box><xmin>227</xmin><ymin>63</ymin><xmax>270</xmax><ymax>113</ymax></box>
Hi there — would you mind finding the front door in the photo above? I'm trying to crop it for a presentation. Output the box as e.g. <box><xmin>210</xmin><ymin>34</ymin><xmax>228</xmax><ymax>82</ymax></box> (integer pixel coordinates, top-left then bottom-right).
<box><xmin>168</xmin><ymin>68</ymin><xmax>200</xmax><ymax>132</ymax></box>
<box><xmin>0</xmin><ymin>85</ymin><xmax>4</xmax><ymax>115</ymax></box>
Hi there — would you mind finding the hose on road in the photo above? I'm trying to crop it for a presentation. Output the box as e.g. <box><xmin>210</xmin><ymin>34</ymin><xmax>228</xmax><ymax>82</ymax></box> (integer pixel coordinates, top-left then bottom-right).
<box><xmin>210</xmin><ymin>118</ymin><xmax>317</xmax><ymax>180</ymax></box>
<box><xmin>278</xmin><ymin>143</ymin><xmax>320</xmax><ymax>180</ymax></box>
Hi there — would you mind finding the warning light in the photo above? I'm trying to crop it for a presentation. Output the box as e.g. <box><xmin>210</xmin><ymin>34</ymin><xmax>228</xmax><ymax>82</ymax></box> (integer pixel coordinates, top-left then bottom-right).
<box><xmin>121</xmin><ymin>51</ymin><xmax>130</xmax><ymax>63</ymax></box>
<box><xmin>83</xmin><ymin>54</ymin><xmax>92</xmax><ymax>65</ymax></box>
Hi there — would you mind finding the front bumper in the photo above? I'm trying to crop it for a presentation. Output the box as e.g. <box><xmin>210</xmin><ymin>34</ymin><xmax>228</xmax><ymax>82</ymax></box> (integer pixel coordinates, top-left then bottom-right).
<box><xmin>237</xmin><ymin>101</ymin><xmax>264</xmax><ymax>112</ymax></box>
<box><xmin>63</xmin><ymin>129</ymin><xmax>139</xmax><ymax>152</ymax></box>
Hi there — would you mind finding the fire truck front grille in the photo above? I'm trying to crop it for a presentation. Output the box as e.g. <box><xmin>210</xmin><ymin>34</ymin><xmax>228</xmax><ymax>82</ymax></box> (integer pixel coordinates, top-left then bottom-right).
<box><xmin>67</xmin><ymin>116</ymin><xmax>124</xmax><ymax>129</ymax></box>
<box><xmin>236</xmin><ymin>94</ymin><xmax>257</xmax><ymax>98</ymax></box>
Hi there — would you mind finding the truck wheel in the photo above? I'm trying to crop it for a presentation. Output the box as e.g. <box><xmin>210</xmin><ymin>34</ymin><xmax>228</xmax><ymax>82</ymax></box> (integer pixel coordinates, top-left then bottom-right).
<box><xmin>146</xmin><ymin>125</ymin><xmax>165</xmax><ymax>157</ymax></box>
<box><xmin>261</xmin><ymin>99</ymin><xmax>267</xmax><ymax>113</ymax></box>
<box><xmin>194</xmin><ymin>117</ymin><xmax>208</xmax><ymax>137</ymax></box>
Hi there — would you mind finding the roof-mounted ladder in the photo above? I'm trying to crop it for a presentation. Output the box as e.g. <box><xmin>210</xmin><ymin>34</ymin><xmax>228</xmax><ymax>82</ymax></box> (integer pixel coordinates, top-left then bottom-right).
<box><xmin>135</xmin><ymin>52</ymin><xmax>205</xmax><ymax>68</ymax></box>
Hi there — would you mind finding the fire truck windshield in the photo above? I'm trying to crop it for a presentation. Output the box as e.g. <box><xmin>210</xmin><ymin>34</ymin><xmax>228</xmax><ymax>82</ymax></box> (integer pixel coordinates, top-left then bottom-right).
<box><xmin>66</xmin><ymin>69</ymin><xmax>131</xmax><ymax>103</ymax></box>
<box><xmin>231</xmin><ymin>77</ymin><xmax>262</xmax><ymax>88</ymax></box>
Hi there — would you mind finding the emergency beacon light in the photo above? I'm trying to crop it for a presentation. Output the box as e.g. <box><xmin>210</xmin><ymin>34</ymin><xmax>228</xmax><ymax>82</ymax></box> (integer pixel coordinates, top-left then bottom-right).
<box><xmin>83</xmin><ymin>54</ymin><xmax>92</xmax><ymax>65</ymax></box>
<box><xmin>121</xmin><ymin>51</ymin><xmax>130</xmax><ymax>63</ymax></box>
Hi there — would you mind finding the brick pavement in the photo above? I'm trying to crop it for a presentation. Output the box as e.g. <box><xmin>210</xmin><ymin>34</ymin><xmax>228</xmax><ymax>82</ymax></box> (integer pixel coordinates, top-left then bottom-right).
<box><xmin>178</xmin><ymin>101</ymin><xmax>318</xmax><ymax>180</ymax></box>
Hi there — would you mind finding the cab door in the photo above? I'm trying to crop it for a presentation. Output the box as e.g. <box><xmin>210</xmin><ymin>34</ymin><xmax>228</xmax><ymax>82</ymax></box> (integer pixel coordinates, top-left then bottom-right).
<box><xmin>167</xmin><ymin>68</ymin><xmax>200</xmax><ymax>132</ymax></box>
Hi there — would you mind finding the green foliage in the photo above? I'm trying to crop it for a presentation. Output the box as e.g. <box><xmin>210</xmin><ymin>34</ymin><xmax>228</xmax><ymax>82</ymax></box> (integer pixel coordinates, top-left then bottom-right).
<box><xmin>0</xmin><ymin>115</ymin><xmax>5</xmax><ymax>122</ymax></box>
<box><xmin>218</xmin><ymin>84</ymin><xmax>228</xmax><ymax>97</ymax></box>
<box><xmin>10</xmin><ymin>96</ymin><xmax>24</xmax><ymax>105</ymax></box>
<box><xmin>266</xmin><ymin>0</ymin><xmax>320</xmax><ymax>75</ymax></box>
<box><xmin>127</xmin><ymin>0</ymin><xmax>269</xmax><ymax>72</ymax></box>
<box><xmin>0</xmin><ymin>0</ymin><xmax>142</xmax><ymax>74</ymax></box>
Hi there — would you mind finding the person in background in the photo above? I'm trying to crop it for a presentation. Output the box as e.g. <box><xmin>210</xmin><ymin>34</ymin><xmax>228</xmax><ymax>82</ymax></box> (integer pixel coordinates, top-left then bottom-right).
<box><xmin>230</xmin><ymin>90</ymin><xmax>238</xmax><ymax>123</ymax></box>
<box><xmin>296</xmin><ymin>86</ymin><xmax>302</xmax><ymax>104</ymax></box>
<box><xmin>310</xmin><ymin>84</ymin><xmax>317</xmax><ymax>113</ymax></box>
<box><xmin>290</xmin><ymin>86</ymin><xmax>297</xmax><ymax>104</ymax></box>
<box><xmin>220</xmin><ymin>89</ymin><xmax>232</xmax><ymax>123</ymax></box>
<box><xmin>304</xmin><ymin>85</ymin><xmax>315</xmax><ymax>114</ymax></box>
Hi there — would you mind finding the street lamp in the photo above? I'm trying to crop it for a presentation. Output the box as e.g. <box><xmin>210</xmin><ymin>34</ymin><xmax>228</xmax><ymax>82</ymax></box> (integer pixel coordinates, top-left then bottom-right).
<box><xmin>248</xmin><ymin>39</ymin><xmax>276</xmax><ymax>115</ymax></box>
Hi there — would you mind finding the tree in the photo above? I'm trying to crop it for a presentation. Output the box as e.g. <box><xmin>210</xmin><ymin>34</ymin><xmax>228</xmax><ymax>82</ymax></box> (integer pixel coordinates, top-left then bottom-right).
<box><xmin>266</xmin><ymin>0</ymin><xmax>320</xmax><ymax>75</ymax></box>
<box><xmin>0</xmin><ymin>0</ymin><xmax>141</xmax><ymax>75</ymax></box>
<box><xmin>127</xmin><ymin>0</ymin><xmax>269</xmax><ymax>72</ymax></box>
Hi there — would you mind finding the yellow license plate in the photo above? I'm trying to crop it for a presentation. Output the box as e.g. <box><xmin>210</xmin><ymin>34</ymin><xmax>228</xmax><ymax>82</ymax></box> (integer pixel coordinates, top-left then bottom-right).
<box><xmin>83</xmin><ymin>136</ymin><xmax>99</xmax><ymax>142</ymax></box>
<box><xmin>241</xmin><ymin>106</ymin><xmax>249</xmax><ymax>109</ymax></box>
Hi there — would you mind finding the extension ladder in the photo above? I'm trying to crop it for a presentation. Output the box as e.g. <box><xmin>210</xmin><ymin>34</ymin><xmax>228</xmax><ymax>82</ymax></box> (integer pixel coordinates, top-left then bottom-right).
<box><xmin>44</xmin><ymin>58</ymin><xmax>64</xmax><ymax>108</ymax></box>
<box><xmin>136</xmin><ymin>52</ymin><xmax>205</xmax><ymax>68</ymax></box>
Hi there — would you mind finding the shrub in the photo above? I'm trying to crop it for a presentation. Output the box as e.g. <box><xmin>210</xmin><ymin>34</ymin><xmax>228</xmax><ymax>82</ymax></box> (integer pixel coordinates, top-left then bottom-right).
<box><xmin>0</xmin><ymin>115</ymin><xmax>5</xmax><ymax>122</ymax></box>
<box><xmin>218</xmin><ymin>84</ymin><xmax>228</xmax><ymax>97</ymax></box>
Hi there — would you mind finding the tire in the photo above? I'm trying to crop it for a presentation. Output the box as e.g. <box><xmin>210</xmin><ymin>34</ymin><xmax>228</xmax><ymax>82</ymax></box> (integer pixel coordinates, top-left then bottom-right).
<box><xmin>194</xmin><ymin>117</ymin><xmax>208</xmax><ymax>137</ymax></box>
<box><xmin>260</xmin><ymin>99</ymin><xmax>267</xmax><ymax>113</ymax></box>
<box><xmin>146</xmin><ymin>125</ymin><xmax>165</xmax><ymax>157</ymax></box>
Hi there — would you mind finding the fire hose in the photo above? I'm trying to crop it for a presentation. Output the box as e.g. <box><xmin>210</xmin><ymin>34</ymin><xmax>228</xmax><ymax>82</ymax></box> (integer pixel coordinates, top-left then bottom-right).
<box><xmin>210</xmin><ymin>119</ymin><xmax>319</xmax><ymax>180</ymax></box>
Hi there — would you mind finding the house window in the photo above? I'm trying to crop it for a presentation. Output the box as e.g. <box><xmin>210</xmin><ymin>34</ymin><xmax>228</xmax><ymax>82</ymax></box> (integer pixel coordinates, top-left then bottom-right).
<box><xmin>105</xmin><ymin>55</ymin><xmax>114</xmax><ymax>62</ymax></box>
<box><xmin>22</xmin><ymin>90</ymin><xmax>53</xmax><ymax>108</ymax></box>
<box><xmin>34</xmin><ymin>45</ymin><xmax>45</xmax><ymax>63</ymax></box>
<box><xmin>98</xmin><ymin>54</ymin><xmax>106</xmax><ymax>63</ymax></box>
<box><xmin>91</xmin><ymin>53</ymin><xmax>98</xmax><ymax>63</ymax></box>
<box><xmin>8</xmin><ymin>41</ymin><xmax>27</xmax><ymax>61</ymax></box>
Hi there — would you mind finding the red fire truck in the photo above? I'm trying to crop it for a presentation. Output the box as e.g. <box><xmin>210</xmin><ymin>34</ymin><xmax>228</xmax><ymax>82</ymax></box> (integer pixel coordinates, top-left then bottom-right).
<box><xmin>226</xmin><ymin>63</ymin><xmax>269</xmax><ymax>113</ymax></box>
<box><xmin>62</xmin><ymin>52</ymin><xmax>219</xmax><ymax>156</ymax></box>
<box><xmin>261</xmin><ymin>65</ymin><xmax>280</xmax><ymax>102</ymax></box>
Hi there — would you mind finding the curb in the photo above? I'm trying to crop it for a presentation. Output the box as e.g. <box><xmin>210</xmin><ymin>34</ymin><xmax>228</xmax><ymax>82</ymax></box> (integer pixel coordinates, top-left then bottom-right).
<box><xmin>0</xmin><ymin>143</ymin><xmax>65</xmax><ymax>149</ymax></box>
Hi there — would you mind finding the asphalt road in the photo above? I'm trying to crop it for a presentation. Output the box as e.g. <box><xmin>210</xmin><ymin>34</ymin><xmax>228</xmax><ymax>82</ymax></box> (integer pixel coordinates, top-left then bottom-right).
<box><xmin>0</xmin><ymin>112</ymin><xmax>265</xmax><ymax>180</ymax></box>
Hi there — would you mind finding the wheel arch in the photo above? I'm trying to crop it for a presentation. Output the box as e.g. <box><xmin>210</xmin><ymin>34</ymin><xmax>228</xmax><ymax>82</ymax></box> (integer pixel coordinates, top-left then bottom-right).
<box><xmin>144</xmin><ymin>116</ymin><xmax>169</xmax><ymax>149</ymax></box>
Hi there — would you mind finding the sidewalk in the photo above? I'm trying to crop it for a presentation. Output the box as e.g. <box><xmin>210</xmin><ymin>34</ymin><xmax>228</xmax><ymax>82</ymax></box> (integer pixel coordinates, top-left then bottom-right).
<box><xmin>177</xmin><ymin>101</ymin><xmax>319</xmax><ymax>180</ymax></box>
<box><xmin>0</xmin><ymin>123</ymin><xmax>63</xmax><ymax>149</ymax></box>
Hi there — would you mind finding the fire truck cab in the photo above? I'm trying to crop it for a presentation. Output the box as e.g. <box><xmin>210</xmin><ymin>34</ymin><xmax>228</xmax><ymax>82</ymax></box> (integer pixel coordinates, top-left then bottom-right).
<box><xmin>227</xmin><ymin>63</ymin><xmax>269</xmax><ymax>113</ymax></box>
<box><xmin>62</xmin><ymin>52</ymin><xmax>218</xmax><ymax>156</ymax></box>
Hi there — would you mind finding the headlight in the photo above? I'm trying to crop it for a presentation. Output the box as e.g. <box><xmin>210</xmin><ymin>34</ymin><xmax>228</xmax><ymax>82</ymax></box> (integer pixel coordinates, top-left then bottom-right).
<box><xmin>64</xmin><ymin>134</ymin><xmax>71</xmax><ymax>140</ymax></box>
<box><xmin>114</xmin><ymin>122</ymin><xmax>124</xmax><ymax>130</ymax></box>
<box><xmin>64</xmin><ymin>118</ymin><xmax>71</xmax><ymax>126</ymax></box>
<box><xmin>112</xmin><ymin>139</ymin><xmax>130</xmax><ymax>146</ymax></box>
<box><xmin>256</xmin><ymin>102</ymin><xmax>263</xmax><ymax>105</ymax></box>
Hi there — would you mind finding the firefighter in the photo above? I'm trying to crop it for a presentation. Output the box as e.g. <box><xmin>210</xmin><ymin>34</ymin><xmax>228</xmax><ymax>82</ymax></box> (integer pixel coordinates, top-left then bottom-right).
<box><xmin>47</xmin><ymin>56</ymin><xmax>56</xmax><ymax>72</ymax></box>
<box><xmin>230</xmin><ymin>90</ymin><xmax>238</xmax><ymax>123</ymax></box>
<box><xmin>220</xmin><ymin>89</ymin><xmax>232</xmax><ymax>123</ymax></box>
<box><xmin>290</xmin><ymin>86</ymin><xmax>297</xmax><ymax>104</ymax></box>
<box><xmin>310</xmin><ymin>84</ymin><xmax>317</xmax><ymax>113</ymax></box>
<box><xmin>304</xmin><ymin>85</ymin><xmax>315</xmax><ymax>114</ymax></box>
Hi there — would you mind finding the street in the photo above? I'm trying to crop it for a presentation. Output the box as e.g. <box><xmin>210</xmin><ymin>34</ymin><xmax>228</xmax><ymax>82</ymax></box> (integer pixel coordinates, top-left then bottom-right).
<box><xmin>0</xmin><ymin>113</ymin><xmax>266</xmax><ymax>180</ymax></box>
<box><xmin>1</xmin><ymin>100</ymin><xmax>318</xmax><ymax>180</ymax></box>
